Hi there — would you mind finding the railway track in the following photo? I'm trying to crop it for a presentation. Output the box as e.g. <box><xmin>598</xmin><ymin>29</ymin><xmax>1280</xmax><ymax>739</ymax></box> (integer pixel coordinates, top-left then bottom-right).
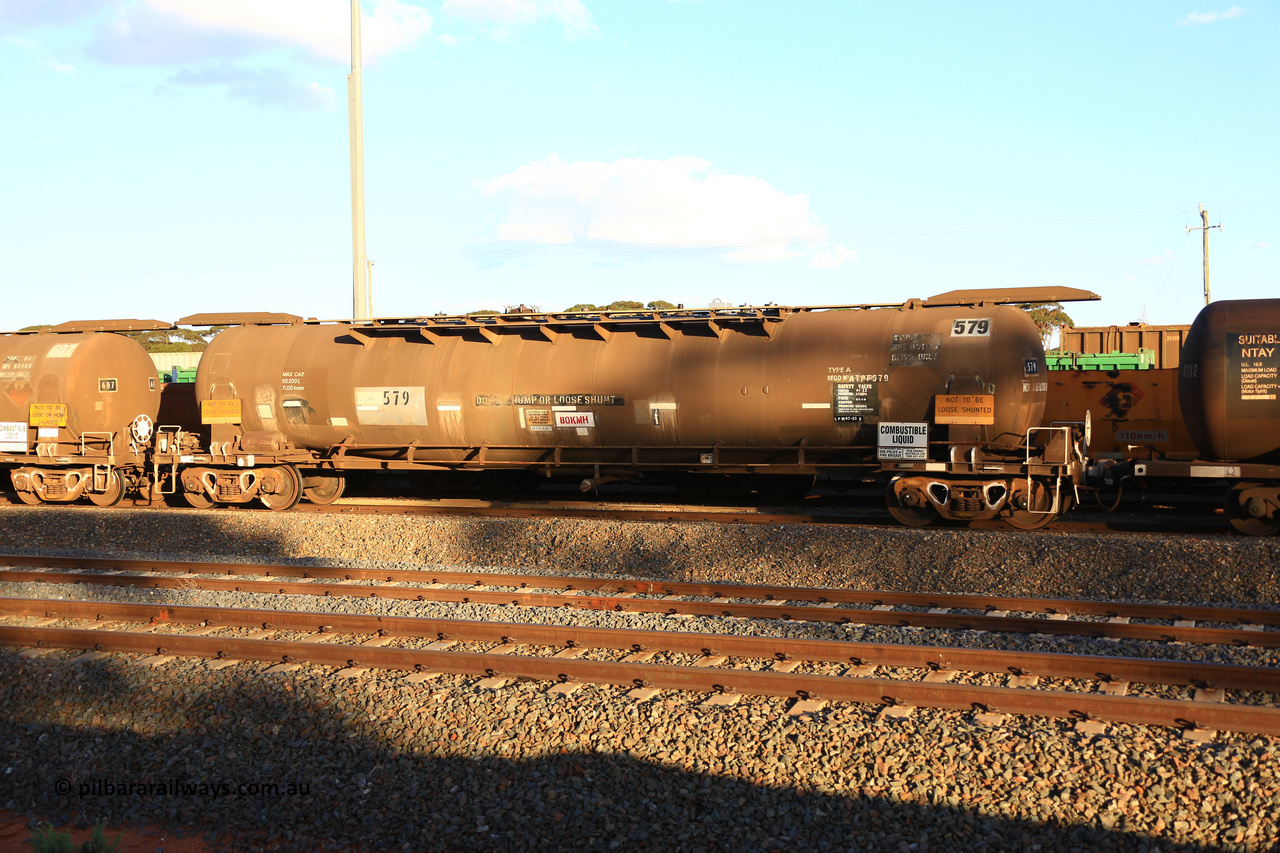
<box><xmin>1</xmin><ymin>554</ymin><xmax>1276</xmax><ymax>648</ymax></box>
<box><xmin>1</xmin><ymin>597</ymin><xmax>1276</xmax><ymax>736</ymax></box>
<box><xmin>0</xmin><ymin>492</ymin><xmax>1233</xmax><ymax>536</ymax></box>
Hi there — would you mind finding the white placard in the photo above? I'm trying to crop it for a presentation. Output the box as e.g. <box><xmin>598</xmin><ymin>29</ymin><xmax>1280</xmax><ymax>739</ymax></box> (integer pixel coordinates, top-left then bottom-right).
<box><xmin>354</xmin><ymin>387</ymin><xmax>427</xmax><ymax>426</ymax></box>
<box><xmin>555</xmin><ymin>411</ymin><xmax>596</xmax><ymax>429</ymax></box>
<box><xmin>877</xmin><ymin>422</ymin><xmax>929</xmax><ymax>460</ymax></box>
<box><xmin>0</xmin><ymin>421</ymin><xmax>27</xmax><ymax>453</ymax></box>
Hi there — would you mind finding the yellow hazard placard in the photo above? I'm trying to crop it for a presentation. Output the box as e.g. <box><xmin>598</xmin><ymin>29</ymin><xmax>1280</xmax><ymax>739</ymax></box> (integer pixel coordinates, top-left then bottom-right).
<box><xmin>935</xmin><ymin>394</ymin><xmax>995</xmax><ymax>425</ymax></box>
<box><xmin>201</xmin><ymin>399</ymin><xmax>242</xmax><ymax>425</ymax></box>
<box><xmin>28</xmin><ymin>403</ymin><xmax>67</xmax><ymax>427</ymax></box>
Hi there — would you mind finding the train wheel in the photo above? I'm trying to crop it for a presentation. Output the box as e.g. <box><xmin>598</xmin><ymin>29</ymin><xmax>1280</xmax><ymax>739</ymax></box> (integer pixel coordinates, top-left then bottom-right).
<box><xmin>13</xmin><ymin>488</ymin><xmax>41</xmax><ymax>506</ymax></box>
<box><xmin>1224</xmin><ymin>482</ymin><xmax>1280</xmax><ymax>537</ymax></box>
<box><xmin>9</xmin><ymin>471</ymin><xmax>41</xmax><ymax>505</ymax></box>
<box><xmin>183</xmin><ymin>489</ymin><xmax>216</xmax><ymax>509</ymax></box>
<box><xmin>87</xmin><ymin>471</ymin><xmax>125</xmax><ymax>508</ymax></box>
<box><xmin>303</xmin><ymin>473</ymin><xmax>345</xmax><ymax>505</ymax></box>
<box><xmin>884</xmin><ymin>482</ymin><xmax>938</xmax><ymax>527</ymax></box>
<box><xmin>1003</xmin><ymin>480</ymin><xmax>1055</xmax><ymax>531</ymax></box>
<box><xmin>260</xmin><ymin>465</ymin><xmax>302</xmax><ymax>511</ymax></box>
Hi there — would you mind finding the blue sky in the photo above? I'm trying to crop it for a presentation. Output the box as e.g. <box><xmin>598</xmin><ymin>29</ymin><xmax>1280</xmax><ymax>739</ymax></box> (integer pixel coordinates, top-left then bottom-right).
<box><xmin>3</xmin><ymin>1</ymin><xmax>1276</xmax><ymax>334</ymax></box>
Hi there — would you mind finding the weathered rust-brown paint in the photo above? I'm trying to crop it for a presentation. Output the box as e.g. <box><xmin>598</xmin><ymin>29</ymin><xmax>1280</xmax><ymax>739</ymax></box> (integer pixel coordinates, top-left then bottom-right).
<box><xmin>194</xmin><ymin>305</ymin><xmax>1047</xmax><ymax>465</ymax></box>
<box><xmin>0</xmin><ymin>332</ymin><xmax>160</xmax><ymax>444</ymax></box>
<box><xmin>1179</xmin><ymin>299</ymin><xmax>1280</xmax><ymax>462</ymax></box>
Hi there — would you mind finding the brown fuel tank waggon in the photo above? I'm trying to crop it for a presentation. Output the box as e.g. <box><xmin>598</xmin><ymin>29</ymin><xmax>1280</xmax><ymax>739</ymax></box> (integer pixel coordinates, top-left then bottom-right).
<box><xmin>0</xmin><ymin>324</ymin><xmax>162</xmax><ymax>505</ymax></box>
<box><xmin>0</xmin><ymin>330</ymin><xmax>160</xmax><ymax>445</ymax></box>
<box><xmin>1178</xmin><ymin>299</ymin><xmax>1280</xmax><ymax>463</ymax></box>
<box><xmin>193</xmin><ymin>302</ymin><xmax>1048</xmax><ymax>469</ymax></box>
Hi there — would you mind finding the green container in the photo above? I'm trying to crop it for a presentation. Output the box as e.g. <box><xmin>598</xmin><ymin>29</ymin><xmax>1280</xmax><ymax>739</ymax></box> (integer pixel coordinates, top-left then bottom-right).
<box><xmin>1044</xmin><ymin>351</ymin><xmax>1076</xmax><ymax>370</ymax></box>
<box><xmin>1046</xmin><ymin>348</ymin><xmax>1155</xmax><ymax>371</ymax></box>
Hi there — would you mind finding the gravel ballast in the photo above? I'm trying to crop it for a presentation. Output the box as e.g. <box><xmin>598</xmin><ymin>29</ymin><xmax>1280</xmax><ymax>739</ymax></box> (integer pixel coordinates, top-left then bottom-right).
<box><xmin>0</xmin><ymin>505</ymin><xmax>1277</xmax><ymax>851</ymax></box>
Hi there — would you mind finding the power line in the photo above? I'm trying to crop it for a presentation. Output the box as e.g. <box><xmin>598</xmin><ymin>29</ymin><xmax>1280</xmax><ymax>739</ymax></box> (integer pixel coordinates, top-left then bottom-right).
<box><xmin>8</xmin><ymin>202</ymin><xmax>1273</xmax><ymax>284</ymax></box>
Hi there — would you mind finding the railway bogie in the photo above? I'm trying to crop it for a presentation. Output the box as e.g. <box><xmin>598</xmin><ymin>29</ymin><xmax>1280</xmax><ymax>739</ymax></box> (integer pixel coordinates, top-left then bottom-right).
<box><xmin>176</xmin><ymin>463</ymin><xmax>303</xmax><ymax>511</ymax></box>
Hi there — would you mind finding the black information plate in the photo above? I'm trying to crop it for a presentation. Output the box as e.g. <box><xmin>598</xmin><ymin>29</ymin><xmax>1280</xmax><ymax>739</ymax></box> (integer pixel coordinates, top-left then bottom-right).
<box><xmin>833</xmin><ymin>382</ymin><xmax>879</xmax><ymax>422</ymax></box>
<box><xmin>1226</xmin><ymin>333</ymin><xmax>1280</xmax><ymax>419</ymax></box>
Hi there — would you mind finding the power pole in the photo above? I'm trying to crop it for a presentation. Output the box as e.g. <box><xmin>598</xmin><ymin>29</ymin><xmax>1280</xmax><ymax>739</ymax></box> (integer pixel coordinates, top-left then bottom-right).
<box><xmin>1187</xmin><ymin>204</ymin><xmax>1221</xmax><ymax>306</ymax></box>
<box><xmin>349</xmin><ymin>0</ymin><xmax>370</xmax><ymax>320</ymax></box>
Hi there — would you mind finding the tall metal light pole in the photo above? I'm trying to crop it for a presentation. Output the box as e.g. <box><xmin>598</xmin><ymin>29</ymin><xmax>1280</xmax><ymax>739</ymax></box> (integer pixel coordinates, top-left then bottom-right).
<box><xmin>349</xmin><ymin>0</ymin><xmax>370</xmax><ymax>320</ymax></box>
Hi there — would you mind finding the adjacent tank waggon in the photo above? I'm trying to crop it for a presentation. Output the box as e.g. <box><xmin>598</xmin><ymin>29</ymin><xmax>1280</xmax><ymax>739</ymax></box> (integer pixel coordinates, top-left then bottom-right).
<box><xmin>1096</xmin><ymin>298</ymin><xmax>1280</xmax><ymax>535</ymax></box>
<box><xmin>1178</xmin><ymin>299</ymin><xmax>1280</xmax><ymax>464</ymax></box>
<box><xmin>0</xmin><ymin>321</ymin><xmax>163</xmax><ymax>506</ymax></box>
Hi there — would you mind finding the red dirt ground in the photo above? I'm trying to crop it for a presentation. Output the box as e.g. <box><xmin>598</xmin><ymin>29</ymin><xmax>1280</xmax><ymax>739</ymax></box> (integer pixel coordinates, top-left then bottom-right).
<box><xmin>0</xmin><ymin>810</ymin><xmax>219</xmax><ymax>852</ymax></box>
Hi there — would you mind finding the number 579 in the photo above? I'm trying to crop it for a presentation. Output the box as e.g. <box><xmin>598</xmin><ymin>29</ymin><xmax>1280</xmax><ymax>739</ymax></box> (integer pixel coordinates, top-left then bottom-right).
<box><xmin>952</xmin><ymin>319</ymin><xmax>990</xmax><ymax>336</ymax></box>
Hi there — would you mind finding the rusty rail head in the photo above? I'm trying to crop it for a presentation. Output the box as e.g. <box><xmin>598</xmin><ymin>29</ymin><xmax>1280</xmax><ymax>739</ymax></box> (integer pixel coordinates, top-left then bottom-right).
<box><xmin>2</xmin><ymin>554</ymin><xmax>1278</xmax><ymax>625</ymax></box>
<box><xmin>0</xmin><ymin>624</ymin><xmax>1275</xmax><ymax>736</ymax></box>
<box><xmin>1</xmin><ymin>568</ymin><xmax>1277</xmax><ymax>650</ymax></box>
<box><xmin>1</xmin><ymin>597</ymin><xmax>1278</xmax><ymax>694</ymax></box>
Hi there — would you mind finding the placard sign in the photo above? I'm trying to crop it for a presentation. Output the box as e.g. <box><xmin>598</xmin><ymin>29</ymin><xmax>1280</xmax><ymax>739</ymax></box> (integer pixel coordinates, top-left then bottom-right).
<box><xmin>555</xmin><ymin>411</ymin><xmax>596</xmax><ymax>429</ymax></box>
<box><xmin>1227</xmin><ymin>332</ymin><xmax>1280</xmax><ymax>418</ymax></box>
<box><xmin>354</xmin><ymin>387</ymin><xmax>427</xmax><ymax>426</ymax></box>
<box><xmin>28</xmin><ymin>403</ymin><xmax>67</xmax><ymax>427</ymax></box>
<box><xmin>201</xmin><ymin>399</ymin><xmax>242</xmax><ymax>425</ymax></box>
<box><xmin>877</xmin><ymin>422</ymin><xmax>929</xmax><ymax>460</ymax></box>
<box><xmin>934</xmin><ymin>394</ymin><xmax>995</xmax><ymax>425</ymax></box>
<box><xmin>832</xmin><ymin>382</ymin><xmax>878</xmax><ymax>422</ymax></box>
<box><xmin>0</xmin><ymin>421</ymin><xmax>26</xmax><ymax>453</ymax></box>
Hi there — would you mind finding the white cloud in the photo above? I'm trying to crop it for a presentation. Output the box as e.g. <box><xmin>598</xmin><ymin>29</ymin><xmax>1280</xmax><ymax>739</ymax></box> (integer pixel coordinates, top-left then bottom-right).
<box><xmin>0</xmin><ymin>0</ymin><xmax>111</xmax><ymax>31</ymax></box>
<box><xmin>1176</xmin><ymin>7</ymin><xmax>1245</xmax><ymax>25</ymax></box>
<box><xmin>91</xmin><ymin>0</ymin><xmax>432</xmax><ymax>65</ymax></box>
<box><xmin>811</xmin><ymin>245</ymin><xmax>854</xmax><ymax>269</ymax></box>
<box><xmin>165</xmin><ymin>63</ymin><xmax>336</xmax><ymax>110</ymax></box>
<box><xmin>1136</xmin><ymin>250</ymin><xmax>1175</xmax><ymax>265</ymax></box>
<box><xmin>1252</xmin><ymin>241</ymin><xmax>1271</xmax><ymax>249</ymax></box>
<box><xmin>442</xmin><ymin>0</ymin><xmax>597</xmax><ymax>40</ymax></box>
<box><xmin>475</xmin><ymin>155</ymin><xmax>853</xmax><ymax>267</ymax></box>
<box><xmin>5</xmin><ymin>35</ymin><xmax>78</xmax><ymax>74</ymax></box>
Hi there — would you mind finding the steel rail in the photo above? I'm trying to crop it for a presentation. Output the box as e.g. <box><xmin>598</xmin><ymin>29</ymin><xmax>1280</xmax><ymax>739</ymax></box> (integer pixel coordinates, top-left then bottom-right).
<box><xmin>2</xmin><ymin>554</ymin><xmax>1275</xmax><ymax>625</ymax></box>
<box><xmin>2</xmin><ymin>565</ymin><xmax>1277</xmax><ymax>648</ymax></box>
<box><xmin>0</xmin><ymin>497</ymin><xmax>870</xmax><ymax>527</ymax></box>
<box><xmin>275</xmin><ymin>502</ymin><xmax>1231</xmax><ymax>534</ymax></box>
<box><xmin>1</xmin><ymin>597</ymin><xmax>1278</xmax><ymax>692</ymax></box>
<box><xmin>1</xmin><ymin>618</ymin><xmax>1277</xmax><ymax>735</ymax></box>
<box><xmin>0</xmin><ymin>495</ymin><xmax>1231</xmax><ymax>537</ymax></box>
<box><xmin>298</xmin><ymin>502</ymin><xmax>860</xmax><ymax>525</ymax></box>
